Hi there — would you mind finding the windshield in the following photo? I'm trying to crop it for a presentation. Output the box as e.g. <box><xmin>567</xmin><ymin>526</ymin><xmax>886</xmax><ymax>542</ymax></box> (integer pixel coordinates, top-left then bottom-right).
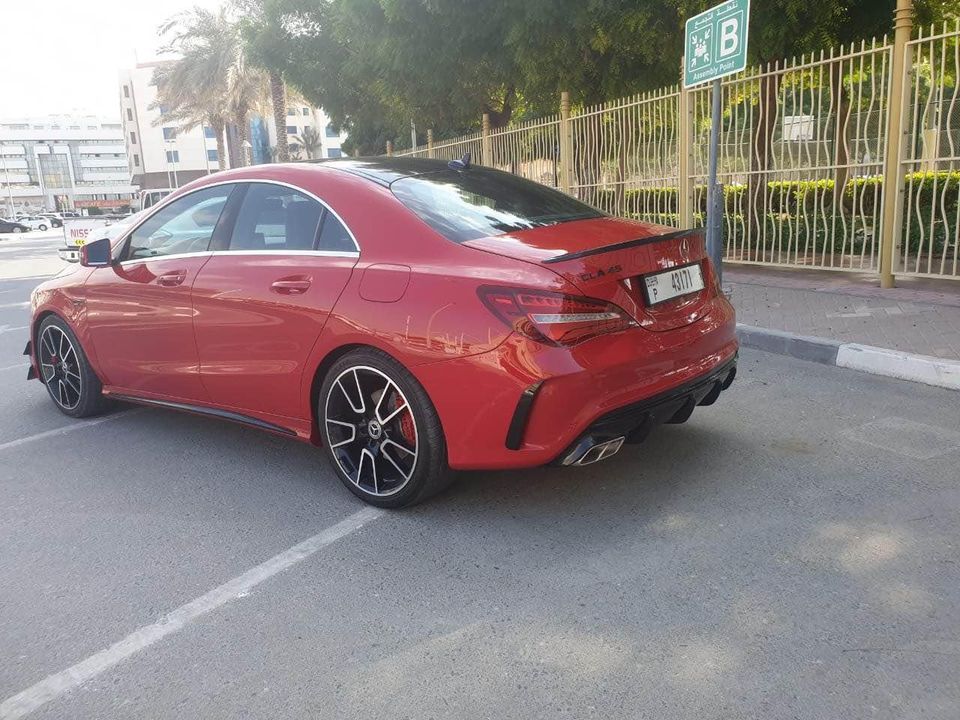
<box><xmin>390</xmin><ymin>167</ymin><xmax>603</xmax><ymax>243</ymax></box>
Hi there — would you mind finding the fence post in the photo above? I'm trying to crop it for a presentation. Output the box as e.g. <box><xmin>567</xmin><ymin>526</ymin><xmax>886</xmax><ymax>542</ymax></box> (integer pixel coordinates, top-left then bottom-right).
<box><xmin>879</xmin><ymin>0</ymin><xmax>914</xmax><ymax>288</ymax></box>
<box><xmin>427</xmin><ymin>129</ymin><xmax>434</xmax><ymax>159</ymax></box>
<box><xmin>678</xmin><ymin>57</ymin><xmax>694</xmax><ymax>229</ymax></box>
<box><xmin>386</xmin><ymin>140</ymin><xmax>393</xmax><ymax>157</ymax></box>
<box><xmin>481</xmin><ymin>114</ymin><xmax>492</xmax><ymax>166</ymax></box>
<box><xmin>559</xmin><ymin>91</ymin><xmax>573</xmax><ymax>195</ymax></box>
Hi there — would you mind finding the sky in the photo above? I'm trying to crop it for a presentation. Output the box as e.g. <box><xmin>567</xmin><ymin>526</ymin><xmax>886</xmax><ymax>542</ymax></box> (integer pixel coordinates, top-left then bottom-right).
<box><xmin>0</xmin><ymin>0</ymin><xmax>222</xmax><ymax>121</ymax></box>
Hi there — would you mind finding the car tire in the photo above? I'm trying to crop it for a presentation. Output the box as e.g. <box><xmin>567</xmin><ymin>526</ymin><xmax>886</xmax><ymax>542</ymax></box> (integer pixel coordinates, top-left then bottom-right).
<box><xmin>36</xmin><ymin>315</ymin><xmax>109</xmax><ymax>418</ymax></box>
<box><xmin>319</xmin><ymin>347</ymin><xmax>454</xmax><ymax>508</ymax></box>
<box><xmin>39</xmin><ymin>224</ymin><xmax>47</xmax><ymax>231</ymax></box>
<box><xmin>12</xmin><ymin>227</ymin><xmax>22</xmax><ymax>233</ymax></box>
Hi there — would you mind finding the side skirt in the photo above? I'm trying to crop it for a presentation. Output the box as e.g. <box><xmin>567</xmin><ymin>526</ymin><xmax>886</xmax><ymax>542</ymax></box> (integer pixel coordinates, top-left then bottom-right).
<box><xmin>107</xmin><ymin>394</ymin><xmax>299</xmax><ymax>437</ymax></box>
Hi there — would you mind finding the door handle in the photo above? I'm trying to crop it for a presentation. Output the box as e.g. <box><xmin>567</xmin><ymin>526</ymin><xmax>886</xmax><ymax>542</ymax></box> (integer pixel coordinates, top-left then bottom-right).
<box><xmin>271</xmin><ymin>278</ymin><xmax>312</xmax><ymax>295</ymax></box>
<box><xmin>157</xmin><ymin>271</ymin><xmax>186</xmax><ymax>287</ymax></box>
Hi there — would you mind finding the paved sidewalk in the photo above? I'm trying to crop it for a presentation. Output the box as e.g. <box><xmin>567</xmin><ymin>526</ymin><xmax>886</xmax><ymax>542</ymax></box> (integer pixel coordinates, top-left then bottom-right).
<box><xmin>726</xmin><ymin>265</ymin><xmax>960</xmax><ymax>361</ymax></box>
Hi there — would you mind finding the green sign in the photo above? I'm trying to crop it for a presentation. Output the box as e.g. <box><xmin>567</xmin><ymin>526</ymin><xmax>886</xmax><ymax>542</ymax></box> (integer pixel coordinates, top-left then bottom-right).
<box><xmin>683</xmin><ymin>0</ymin><xmax>750</xmax><ymax>88</ymax></box>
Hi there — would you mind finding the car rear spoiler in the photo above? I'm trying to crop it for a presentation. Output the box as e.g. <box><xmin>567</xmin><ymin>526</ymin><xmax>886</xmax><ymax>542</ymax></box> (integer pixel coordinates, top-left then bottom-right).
<box><xmin>541</xmin><ymin>228</ymin><xmax>704</xmax><ymax>264</ymax></box>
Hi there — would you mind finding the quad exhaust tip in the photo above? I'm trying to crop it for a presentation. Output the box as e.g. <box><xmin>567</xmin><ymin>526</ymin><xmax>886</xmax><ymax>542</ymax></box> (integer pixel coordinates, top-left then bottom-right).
<box><xmin>571</xmin><ymin>436</ymin><xmax>625</xmax><ymax>466</ymax></box>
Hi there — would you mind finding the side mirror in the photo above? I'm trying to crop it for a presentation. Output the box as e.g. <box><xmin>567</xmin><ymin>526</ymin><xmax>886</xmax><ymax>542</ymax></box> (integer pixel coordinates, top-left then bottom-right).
<box><xmin>80</xmin><ymin>237</ymin><xmax>113</xmax><ymax>267</ymax></box>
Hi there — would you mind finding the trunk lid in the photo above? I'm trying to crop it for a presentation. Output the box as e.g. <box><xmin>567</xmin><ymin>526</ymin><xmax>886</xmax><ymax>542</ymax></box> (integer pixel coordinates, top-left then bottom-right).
<box><xmin>463</xmin><ymin>217</ymin><xmax>716</xmax><ymax>331</ymax></box>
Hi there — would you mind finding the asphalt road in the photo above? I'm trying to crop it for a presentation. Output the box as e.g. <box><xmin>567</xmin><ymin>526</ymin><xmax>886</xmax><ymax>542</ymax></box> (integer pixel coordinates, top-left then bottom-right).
<box><xmin>1</xmin><ymin>232</ymin><xmax>958</xmax><ymax>719</ymax></box>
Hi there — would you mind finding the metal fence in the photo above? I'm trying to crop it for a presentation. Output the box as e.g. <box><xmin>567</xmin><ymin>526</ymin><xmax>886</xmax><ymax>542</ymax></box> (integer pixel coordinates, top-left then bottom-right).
<box><xmin>569</xmin><ymin>89</ymin><xmax>681</xmax><ymax>225</ymax></box>
<box><xmin>688</xmin><ymin>39</ymin><xmax>892</xmax><ymax>271</ymax></box>
<box><xmin>900</xmin><ymin>23</ymin><xmax>960</xmax><ymax>278</ymax></box>
<box><xmin>395</xmin><ymin>10</ymin><xmax>960</xmax><ymax>282</ymax></box>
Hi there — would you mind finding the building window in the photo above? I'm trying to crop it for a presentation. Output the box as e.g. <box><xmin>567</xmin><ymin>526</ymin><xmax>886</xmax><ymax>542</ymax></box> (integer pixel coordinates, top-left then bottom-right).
<box><xmin>159</xmin><ymin>105</ymin><xmax>169</xmax><ymax>116</ymax></box>
<box><xmin>162</xmin><ymin>127</ymin><xmax>177</xmax><ymax>140</ymax></box>
<box><xmin>302</xmin><ymin>107</ymin><xmax>310</xmax><ymax>115</ymax></box>
<box><xmin>327</xmin><ymin>148</ymin><xmax>343</xmax><ymax>158</ymax></box>
<box><xmin>123</xmin><ymin>85</ymin><xmax>130</xmax><ymax>98</ymax></box>
<box><xmin>286</xmin><ymin>125</ymin><xmax>297</xmax><ymax>135</ymax></box>
<box><xmin>325</xmin><ymin>124</ymin><xmax>338</xmax><ymax>138</ymax></box>
<box><xmin>287</xmin><ymin>109</ymin><xmax>295</xmax><ymax>116</ymax></box>
<box><xmin>303</xmin><ymin>125</ymin><xmax>311</xmax><ymax>133</ymax></box>
<box><xmin>204</xmin><ymin>126</ymin><xmax>216</xmax><ymax>139</ymax></box>
<box><xmin>126</xmin><ymin>108</ymin><xmax>133</xmax><ymax>121</ymax></box>
<box><xmin>207</xmin><ymin>149</ymin><xmax>218</xmax><ymax>162</ymax></box>
<box><xmin>133</xmin><ymin>154</ymin><xmax>140</xmax><ymax>167</ymax></box>
<box><xmin>130</xmin><ymin>131</ymin><xmax>137</xmax><ymax>144</ymax></box>
<box><xmin>166</xmin><ymin>150</ymin><xmax>179</xmax><ymax>163</ymax></box>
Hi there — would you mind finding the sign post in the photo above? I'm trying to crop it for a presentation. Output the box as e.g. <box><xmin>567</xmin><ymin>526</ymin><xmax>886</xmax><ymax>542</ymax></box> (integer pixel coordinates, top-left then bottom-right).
<box><xmin>683</xmin><ymin>0</ymin><xmax>750</xmax><ymax>287</ymax></box>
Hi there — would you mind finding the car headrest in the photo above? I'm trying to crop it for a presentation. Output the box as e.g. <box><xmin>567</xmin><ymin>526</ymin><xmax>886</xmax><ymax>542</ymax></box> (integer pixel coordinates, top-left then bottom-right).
<box><xmin>285</xmin><ymin>201</ymin><xmax>321</xmax><ymax>250</ymax></box>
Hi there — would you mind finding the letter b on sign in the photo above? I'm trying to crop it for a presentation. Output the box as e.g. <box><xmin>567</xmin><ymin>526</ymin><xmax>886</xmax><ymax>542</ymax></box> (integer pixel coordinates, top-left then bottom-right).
<box><xmin>719</xmin><ymin>17</ymin><xmax>739</xmax><ymax>58</ymax></box>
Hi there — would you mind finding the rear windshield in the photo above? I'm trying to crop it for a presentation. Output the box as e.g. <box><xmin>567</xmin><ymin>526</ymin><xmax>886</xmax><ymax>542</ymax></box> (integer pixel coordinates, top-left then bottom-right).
<box><xmin>390</xmin><ymin>168</ymin><xmax>603</xmax><ymax>242</ymax></box>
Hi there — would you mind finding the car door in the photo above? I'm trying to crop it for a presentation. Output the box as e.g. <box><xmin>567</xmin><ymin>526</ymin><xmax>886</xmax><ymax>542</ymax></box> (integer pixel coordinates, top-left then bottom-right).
<box><xmin>83</xmin><ymin>184</ymin><xmax>237</xmax><ymax>401</ymax></box>
<box><xmin>192</xmin><ymin>181</ymin><xmax>359</xmax><ymax>420</ymax></box>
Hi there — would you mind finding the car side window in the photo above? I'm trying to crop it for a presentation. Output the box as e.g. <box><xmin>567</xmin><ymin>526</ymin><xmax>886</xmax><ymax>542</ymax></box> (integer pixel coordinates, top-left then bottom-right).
<box><xmin>125</xmin><ymin>186</ymin><xmax>232</xmax><ymax>261</ymax></box>
<box><xmin>228</xmin><ymin>183</ymin><xmax>323</xmax><ymax>251</ymax></box>
<box><xmin>316</xmin><ymin>212</ymin><xmax>356</xmax><ymax>252</ymax></box>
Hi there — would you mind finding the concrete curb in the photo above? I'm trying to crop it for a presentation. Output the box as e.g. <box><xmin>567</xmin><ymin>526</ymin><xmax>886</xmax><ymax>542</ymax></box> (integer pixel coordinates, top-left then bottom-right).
<box><xmin>736</xmin><ymin>324</ymin><xmax>960</xmax><ymax>391</ymax></box>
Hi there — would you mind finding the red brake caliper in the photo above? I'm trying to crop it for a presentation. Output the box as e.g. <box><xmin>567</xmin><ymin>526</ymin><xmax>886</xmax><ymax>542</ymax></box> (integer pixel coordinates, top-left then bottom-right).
<box><xmin>396</xmin><ymin>394</ymin><xmax>415</xmax><ymax>444</ymax></box>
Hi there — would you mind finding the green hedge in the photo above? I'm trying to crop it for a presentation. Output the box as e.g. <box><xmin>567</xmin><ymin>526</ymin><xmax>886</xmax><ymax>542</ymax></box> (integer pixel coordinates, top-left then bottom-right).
<box><xmin>592</xmin><ymin>171</ymin><xmax>959</xmax><ymax>255</ymax></box>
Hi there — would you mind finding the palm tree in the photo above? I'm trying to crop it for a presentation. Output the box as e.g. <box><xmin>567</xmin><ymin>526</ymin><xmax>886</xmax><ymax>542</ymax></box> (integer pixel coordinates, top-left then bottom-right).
<box><xmin>235</xmin><ymin>0</ymin><xmax>292</xmax><ymax>162</ymax></box>
<box><xmin>155</xmin><ymin>6</ymin><xmax>269</xmax><ymax>169</ymax></box>
<box><xmin>153</xmin><ymin>8</ymin><xmax>232</xmax><ymax>170</ymax></box>
<box><xmin>293</xmin><ymin>126</ymin><xmax>322</xmax><ymax>160</ymax></box>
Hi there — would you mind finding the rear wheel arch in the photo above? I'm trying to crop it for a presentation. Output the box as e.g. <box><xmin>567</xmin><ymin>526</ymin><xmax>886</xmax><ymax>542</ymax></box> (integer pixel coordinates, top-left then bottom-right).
<box><xmin>314</xmin><ymin>344</ymin><xmax>454</xmax><ymax>507</ymax></box>
<box><xmin>308</xmin><ymin>343</ymin><xmax>389</xmax><ymax>441</ymax></box>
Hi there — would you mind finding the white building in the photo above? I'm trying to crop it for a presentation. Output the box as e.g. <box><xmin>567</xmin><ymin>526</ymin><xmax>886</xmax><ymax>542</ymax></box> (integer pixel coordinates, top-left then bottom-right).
<box><xmin>118</xmin><ymin>61</ymin><xmax>217</xmax><ymax>191</ymax></box>
<box><xmin>0</xmin><ymin>115</ymin><xmax>137</xmax><ymax>215</ymax></box>
<box><xmin>118</xmin><ymin>62</ymin><xmax>348</xmax><ymax>192</ymax></box>
<box><xmin>277</xmin><ymin>103</ymin><xmax>348</xmax><ymax>161</ymax></box>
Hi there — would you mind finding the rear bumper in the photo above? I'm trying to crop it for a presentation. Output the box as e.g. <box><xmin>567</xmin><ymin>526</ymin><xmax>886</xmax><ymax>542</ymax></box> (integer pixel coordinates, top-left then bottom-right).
<box><xmin>553</xmin><ymin>354</ymin><xmax>736</xmax><ymax>465</ymax></box>
<box><xmin>414</xmin><ymin>294</ymin><xmax>738</xmax><ymax>470</ymax></box>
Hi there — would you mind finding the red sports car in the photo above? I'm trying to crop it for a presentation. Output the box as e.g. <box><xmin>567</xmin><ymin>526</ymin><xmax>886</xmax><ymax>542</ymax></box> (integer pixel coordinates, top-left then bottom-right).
<box><xmin>26</xmin><ymin>158</ymin><xmax>737</xmax><ymax>507</ymax></box>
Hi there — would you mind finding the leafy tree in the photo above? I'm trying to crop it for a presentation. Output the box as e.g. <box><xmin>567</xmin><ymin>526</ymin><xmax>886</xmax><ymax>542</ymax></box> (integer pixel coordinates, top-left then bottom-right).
<box><xmin>253</xmin><ymin>0</ymin><xmax>960</xmax><ymax>155</ymax></box>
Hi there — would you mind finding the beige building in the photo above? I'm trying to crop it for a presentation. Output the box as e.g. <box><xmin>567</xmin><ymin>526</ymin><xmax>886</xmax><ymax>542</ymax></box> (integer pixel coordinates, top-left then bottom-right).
<box><xmin>118</xmin><ymin>62</ymin><xmax>348</xmax><ymax>191</ymax></box>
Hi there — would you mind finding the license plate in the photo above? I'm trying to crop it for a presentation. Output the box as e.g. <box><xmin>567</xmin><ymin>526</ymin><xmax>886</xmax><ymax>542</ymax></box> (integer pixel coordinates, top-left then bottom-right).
<box><xmin>643</xmin><ymin>263</ymin><xmax>705</xmax><ymax>306</ymax></box>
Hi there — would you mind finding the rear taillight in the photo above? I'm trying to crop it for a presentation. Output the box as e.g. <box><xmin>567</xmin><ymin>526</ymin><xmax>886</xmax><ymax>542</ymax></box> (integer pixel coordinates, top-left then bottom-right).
<box><xmin>479</xmin><ymin>286</ymin><xmax>637</xmax><ymax>346</ymax></box>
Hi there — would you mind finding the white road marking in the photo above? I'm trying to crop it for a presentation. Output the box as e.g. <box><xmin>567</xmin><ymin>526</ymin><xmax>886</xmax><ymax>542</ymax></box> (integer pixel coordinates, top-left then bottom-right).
<box><xmin>0</xmin><ymin>301</ymin><xmax>29</xmax><ymax>310</ymax></box>
<box><xmin>0</xmin><ymin>411</ymin><xmax>140</xmax><ymax>453</ymax></box>
<box><xmin>0</xmin><ymin>363</ymin><xmax>29</xmax><ymax>372</ymax></box>
<box><xmin>0</xmin><ymin>324</ymin><xmax>29</xmax><ymax>334</ymax></box>
<box><xmin>0</xmin><ymin>506</ymin><xmax>383</xmax><ymax>720</ymax></box>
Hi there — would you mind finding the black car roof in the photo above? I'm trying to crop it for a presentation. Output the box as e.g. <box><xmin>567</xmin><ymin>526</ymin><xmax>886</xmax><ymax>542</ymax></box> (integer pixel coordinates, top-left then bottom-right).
<box><xmin>312</xmin><ymin>157</ymin><xmax>468</xmax><ymax>186</ymax></box>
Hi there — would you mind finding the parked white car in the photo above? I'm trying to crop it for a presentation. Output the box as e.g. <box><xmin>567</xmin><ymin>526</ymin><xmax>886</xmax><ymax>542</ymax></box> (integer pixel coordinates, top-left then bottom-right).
<box><xmin>17</xmin><ymin>216</ymin><xmax>52</xmax><ymax>231</ymax></box>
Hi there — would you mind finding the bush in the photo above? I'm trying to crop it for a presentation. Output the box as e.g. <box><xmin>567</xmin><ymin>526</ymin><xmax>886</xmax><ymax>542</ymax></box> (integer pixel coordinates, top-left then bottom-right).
<box><xmin>593</xmin><ymin>171</ymin><xmax>958</xmax><ymax>256</ymax></box>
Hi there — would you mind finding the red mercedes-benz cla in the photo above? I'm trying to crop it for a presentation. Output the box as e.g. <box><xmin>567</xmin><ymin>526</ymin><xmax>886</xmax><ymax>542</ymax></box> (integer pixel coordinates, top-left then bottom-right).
<box><xmin>26</xmin><ymin>158</ymin><xmax>737</xmax><ymax>507</ymax></box>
